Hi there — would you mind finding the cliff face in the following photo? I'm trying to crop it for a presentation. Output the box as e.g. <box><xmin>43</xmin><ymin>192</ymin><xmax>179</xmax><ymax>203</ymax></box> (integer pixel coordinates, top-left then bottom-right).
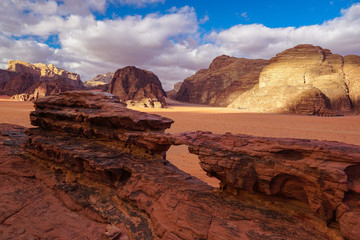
<box><xmin>175</xmin><ymin>55</ymin><xmax>269</xmax><ymax>106</ymax></box>
<box><xmin>108</xmin><ymin>66</ymin><xmax>167</xmax><ymax>108</ymax></box>
<box><xmin>229</xmin><ymin>44</ymin><xmax>360</xmax><ymax>114</ymax></box>
<box><xmin>0</xmin><ymin>60</ymin><xmax>84</xmax><ymax>100</ymax></box>
<box><xmin>84</xmin><ymin>72</ymin><xmax>113</xmax><ymax>89</ymax></box>
<box><xmin>1</xmin><ymin>91</ymin><xmax>359</xmax><ymax>239</ymax></box>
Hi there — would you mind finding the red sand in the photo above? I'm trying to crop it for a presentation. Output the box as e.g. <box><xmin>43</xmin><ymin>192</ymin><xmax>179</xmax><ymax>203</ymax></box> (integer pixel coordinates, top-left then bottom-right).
<box><xmin>1</xmin><ymin>98</ymin><xmax>359</xmax><ymax>186</ymax></box>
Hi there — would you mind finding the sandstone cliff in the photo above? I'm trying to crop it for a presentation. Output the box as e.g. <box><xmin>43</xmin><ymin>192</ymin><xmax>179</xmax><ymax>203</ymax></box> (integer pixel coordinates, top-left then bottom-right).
<box><xmin>84</xmin><ymin>72</ymin><xmax>113</xmax><ymax>89</ymax></box>
<box><xmin>0</xmin><ymin>60</ymin><xmax>84</xmax><ymax>100</ymax></box>
<box><xmin>108</xmin><ymin>66</ymin><xmax>167</xmax><ymax>108</ymax></box>
<box><xmin>229</xmin><ymin>44</ymin><xmax>360</xmax><ymax>114</ymax></box>
<box><xmin>175</xmin><ymin>55</ymin><xmax>269</xmax><ymax>106</ymax></box>
<box><xmin>166</xmin><ymin>81</ymin><xmax>182</xmax><ymax>99</ymax></box>
<box><xmin>1</xmin><ymin>91</ymin><xmax>359</xmax><ymax>239</ymax></box>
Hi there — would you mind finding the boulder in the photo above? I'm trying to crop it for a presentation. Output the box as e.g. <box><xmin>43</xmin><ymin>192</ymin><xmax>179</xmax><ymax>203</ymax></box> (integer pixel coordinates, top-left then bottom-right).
<box><xmin>175</xmin><ymin>55</ymin><xmax>268</xmax><ymax>106</ymax></box>
<box><xmin>108</xmin><ymin>66</ymin><xmax>167</xmax><ymax>108</ymax></box>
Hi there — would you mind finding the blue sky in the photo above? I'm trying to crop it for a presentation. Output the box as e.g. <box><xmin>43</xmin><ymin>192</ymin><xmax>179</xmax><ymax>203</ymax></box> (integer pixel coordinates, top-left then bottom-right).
<box><xmin>0</xmin><ymin>0</ymin><xmax>360</xmax><ymax>89</ymax></box>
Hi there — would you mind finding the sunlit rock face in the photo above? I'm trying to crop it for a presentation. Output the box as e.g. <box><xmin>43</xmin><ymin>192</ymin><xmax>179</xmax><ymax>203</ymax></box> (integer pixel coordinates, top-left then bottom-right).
<box><xmin>108</xmin><ymin>66</ymin><xmax>167</xmax><ymax>108</ymax></box>
<box><xmin>229</xmin><ymin>44</ymin><xmax>360</xmax><ymax>114</ymax></box>
<box><xmin>7</xmin><ymin>60</ymin><xmax>82</xmax><ymax>88</ymax></box>
<box><xmin>0</xmin><ymin>60</ymin><xmax>84</xmax><ymax>100</ymax></box>
<box><xmin>84</xmin><ymin>72</ymin><xmax>114</xmax><ymax>89</ymax></box>
<box><xmin>175</xmin><ymin>55</ymin><xmax>269</xmax><ymax>106</ymax></box>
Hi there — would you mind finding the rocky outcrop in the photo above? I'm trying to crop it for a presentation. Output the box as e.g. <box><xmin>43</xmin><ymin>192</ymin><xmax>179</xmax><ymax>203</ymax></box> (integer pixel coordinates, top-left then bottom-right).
<box><xmin>166</xmin><ymin>81</ymin><xmax>183</xmax><ymax>99</ymax></box>
<box><xmin>108</xmin><ymin>66</ymin><xmax>167</xmax><ymax>108</ymax></box>
<box><xmin>0</xmin><ymin>60</ymin><xmax>84</xmax><ymax>100</ymax></box>
<box><xmin>7</xmin><ymin>60</ymin><xmax>82</xmax><ymax>88</ymax></box>
<box><xmin>84</xmin><ymin>72</ymin><xmax>113</xmax><ymax>89</ymax></box>
<box><xmin>174</xmin><ymin>131</ymin><xmax>360</xmax><ymax>233</ymax></box>
<box><xmin>229</xmin><ymin>44</ymin><xmax>360</xmax><ymax>114</ymax></box>
<box><xmin>175</xmin><ymin>55</ymin><xmax>269</xmax><ymax>106</ymax></box>
<box><xmin>3</xmin><ymin>91</ymin><xmax>355</xmax><ymax>239</ymax></box>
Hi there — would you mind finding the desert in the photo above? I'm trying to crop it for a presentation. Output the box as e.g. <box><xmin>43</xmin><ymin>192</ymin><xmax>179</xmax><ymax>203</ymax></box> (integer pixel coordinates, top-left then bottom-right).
<box><xmin>1</xmin><ymin>1</ymin><xmax>360</xmax><ymax>239</ymax></box>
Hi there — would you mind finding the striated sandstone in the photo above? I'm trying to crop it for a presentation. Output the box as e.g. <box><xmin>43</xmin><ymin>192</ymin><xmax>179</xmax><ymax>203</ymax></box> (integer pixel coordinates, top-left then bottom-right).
<box><xmin>229</xmin><ymin>44</ymin><xmax>360</xmax><ymax>114</ymax></box>
<box><xmin>175</xmin><ymin>55</ymin><xmax>268</xmax><ymax>106</ymax></box>
<box><xmin>8</xmin><ymin>91</ymin><xmax>357</xmax><ymax>239</ymax></box>
<box><xmin>108</xmin><ymin>66</ymin><xmax>167</xmax><ymax>108</ymax></box>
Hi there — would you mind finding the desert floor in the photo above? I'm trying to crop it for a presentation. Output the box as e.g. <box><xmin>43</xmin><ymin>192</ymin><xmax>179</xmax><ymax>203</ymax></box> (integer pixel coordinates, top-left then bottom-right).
<box><xmin>1</xmin><ymin>97</ymin><xmax>359</xmax><ymax>187</ymax></box>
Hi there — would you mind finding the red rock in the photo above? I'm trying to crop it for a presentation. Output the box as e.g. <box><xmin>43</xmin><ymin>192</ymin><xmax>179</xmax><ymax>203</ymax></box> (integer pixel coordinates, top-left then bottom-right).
<box><xmin>108</xmin><ymin>66</ymin><xmax>167</xmax><ymax>108</ymax></box>
<box><xmin>175</xmin><ymin>55</ymin><xmax>269</xmax><ymax>106</ymax></box>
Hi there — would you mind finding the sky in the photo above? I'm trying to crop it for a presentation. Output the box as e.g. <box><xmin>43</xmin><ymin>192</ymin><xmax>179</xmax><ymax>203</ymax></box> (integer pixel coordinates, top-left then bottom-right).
<box><xmin>0</xmin><ymin>0</ymin><xmax>360</xmax><ymax>90</ymax></box>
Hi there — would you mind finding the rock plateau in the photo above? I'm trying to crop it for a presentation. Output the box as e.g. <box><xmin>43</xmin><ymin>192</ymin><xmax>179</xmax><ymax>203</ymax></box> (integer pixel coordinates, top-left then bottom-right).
<box><xmin>1</xmin><ymin>91</ymin><xmax>360</xmax><ymax>239</ymax></box>
<box><xmin>0</xmin><ymin>60</ymin><xmax>84</xmax><ymax>101</ymax></box>
<box><xmin>108</xmin><ymin>66</ymin><xmax>167</xmax><ymax>108</ymax></box>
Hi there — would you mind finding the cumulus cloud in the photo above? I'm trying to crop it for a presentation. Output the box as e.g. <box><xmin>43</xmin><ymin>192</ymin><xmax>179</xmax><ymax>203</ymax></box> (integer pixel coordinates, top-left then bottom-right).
<box><xmin>0</xmin><ymin>1</ymin><xmax>360</xmax><ymax>90</ymax></box>
<box><xmin>209</xmin><ymin>3</ymin><xmax>360</xmax><ymax>58</ymax></box>
<box><xmin>117</xmin><ymin>0</ymin><xmax>165</xmax><ymax>7</ymax></box>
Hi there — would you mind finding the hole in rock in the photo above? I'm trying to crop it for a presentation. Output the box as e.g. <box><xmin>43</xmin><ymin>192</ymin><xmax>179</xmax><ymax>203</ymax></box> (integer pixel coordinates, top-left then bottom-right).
<box><xmin>271</xmin><ymin>174</ymin><xmax>309</xmax><ymax>204</ymax></box>
<box><xmin>166</xmin><ymin>145</ymin><xmax>220</xmax><ymax>187</ymax></box>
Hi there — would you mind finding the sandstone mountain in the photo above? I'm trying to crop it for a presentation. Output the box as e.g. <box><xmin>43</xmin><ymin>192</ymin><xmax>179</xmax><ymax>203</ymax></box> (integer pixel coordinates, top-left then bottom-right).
<box><xmin>229</xmin><ymin>44</ymin><xmax>360</xmax><ymax>114</ymax></box>
<box><xmin>175</xmin><ymin>55</ymin><xmax>269</xmax><ymax>106</ymax></box>
<box><xmin>166</xmin><ymin>81</ymin><xmax>183</xmax><ymax>99</ymax></box>
<box><xmin>108</xmin><ymin>66</ymin><xmax>167</xmax><ymax>108</ymax></box>
<box><xmin>0</xmin><ymin>60</ymin><xmax>84</xmax><ymax>100</ymax></box>
<box><xmin>84</xmin><ymin>72</ymin><xmax>113</xmax><ymax>89</ymax></box>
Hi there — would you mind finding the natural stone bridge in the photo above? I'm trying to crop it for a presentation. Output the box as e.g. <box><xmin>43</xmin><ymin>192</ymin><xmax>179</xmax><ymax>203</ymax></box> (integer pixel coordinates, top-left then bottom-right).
<box><xmin>2</xmin><ymin>91</ymin><xmax>359</xmax><ymax>239</ymax></box>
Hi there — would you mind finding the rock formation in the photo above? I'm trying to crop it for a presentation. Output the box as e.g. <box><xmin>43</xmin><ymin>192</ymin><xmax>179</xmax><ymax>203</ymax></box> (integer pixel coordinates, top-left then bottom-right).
<box><xmin>0</xmin><ymin>60</ymin><xmax>84</xmax><ymax>100</ymax></box>
<box><xmin>84</xmin><ymin>72</ymin><xmax>114</xmax><ymax>90</ymax></box>
<box><xmin>229</xmin><ymin>44</ymin><xmax>360</xmax><ymax>114</ymax></box>
<box><xmin>1</xmin><ymin>91</ymin><xmax>359</xmax><ymax>239</ymax></box>
<box><xmin>166</xmin><ymin>81</ymin><xmax>183</xmax><ymax>99</ymax></box>
<box><xmin>175</xmin><ymin>55</ymin><xmax>269</xmax><ymax>106</ymax></box>
<box><xmin>108</xmin><ymin>66</ymin><xmax>167</xmax><ymax>108</ymax></box>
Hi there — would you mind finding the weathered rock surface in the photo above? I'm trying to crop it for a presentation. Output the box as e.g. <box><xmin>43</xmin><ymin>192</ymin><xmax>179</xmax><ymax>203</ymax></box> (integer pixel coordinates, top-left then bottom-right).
<box><xmin>84</xmin><ymin>72</ymin><xmax>114</xmax><ymax>89</ymax></box>
<box><xmin>0</xmin><ymin>60</ymin><xmax>84</xmax><ymax>100</ymax></box>
<box><xmin>1</xmin><ymin>91</ymin><xmax>354</xmax><ymax>239</ymax></box>
<box><xmin>108</xmin><ymin>66</ymin><xmax>167</xmax><ymax>108</ymax></box>
<box><xmin>229</xmin><ymin>44</ymin><xmax>360</xmax><ymax>114</ymax></box>
<box><xmin>166</xmin><ymin>81</ymin><xmax>183</xmax><ymax>99</ymax></box>
<box><xmin>175</xmin><ymin>55</ymin><xmax>269</xmax><ymax>106</ymax></box>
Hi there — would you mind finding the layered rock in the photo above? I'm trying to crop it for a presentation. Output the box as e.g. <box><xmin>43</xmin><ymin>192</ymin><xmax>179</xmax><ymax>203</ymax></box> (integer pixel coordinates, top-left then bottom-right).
<box><xmin>175</xmin><ymin>55</ymin><xmax>269</xmax><ymax>106</ymax></box>
<box><xmin>0</xmin><ymin>60</ymin><xmax>84</xmax><ymax>100</ymax></box>
<box><xmin>84</xmin><ymin>72</ymin><xmax>114</xmax><ymax>89</ymax></box>
<box><xmin>10</xmin><ymin>91</ymin><xmax>358</xmax><ymax>239</ymax></box>
<box><xmin>108</xmin><ymin>66</ymin><xmax>167</xmax><ymax>108</ymax></box>
<box><xmin>229</xmin><ymin>44</ymin><xmax>360</xmax><ymax>114</ymax></box>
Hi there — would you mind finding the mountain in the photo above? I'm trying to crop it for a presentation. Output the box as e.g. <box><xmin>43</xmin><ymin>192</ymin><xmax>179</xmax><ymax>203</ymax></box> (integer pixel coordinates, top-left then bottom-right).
<box><xmin>0</xmin><ymin>60</ymin><xmax>84</xmax><ymax>100</ymax></box>
<box><xmin>175</xmin><ymin>55</ymin><xmax>269</xmax><ymax>106</ymax></box>
<box><xmin>84</xmin><ymin>72</ymin><xmax>113</xmax><ymax>89</ymax></box>
<box><xmin>107</xmin><ymin>66</ymin><xmax>167</xmax><ymax>108</ymax></box>
<box><xmin>229</xmin><ymin>44</ymin><xmax>360</xmax><ymax>114</ymax></box>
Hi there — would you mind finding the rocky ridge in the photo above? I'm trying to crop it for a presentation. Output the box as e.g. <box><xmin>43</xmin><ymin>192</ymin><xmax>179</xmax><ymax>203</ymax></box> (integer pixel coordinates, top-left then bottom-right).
<box><xmin>108</xmin><ymin>66</ymin><xmax>167</xmax><ymax>108</ymax></box>
<box><xmin>84</xmin><ymin>72</ymin><xmax>114</xmax><ymax>89</ymax></box>
<box><xmin>0</xmin><ymin>60</ymin><xmax>84</xmax><ymax>100</ymax></box>
<box><xmin>1</xmin><ymin>91</ymin><xmax>359</xmax><ymax>239</ymax></box>
<box><xmin>175</xmin><ymin>55</ymin><xmax>269</xmax><ymax>106</ymax></box>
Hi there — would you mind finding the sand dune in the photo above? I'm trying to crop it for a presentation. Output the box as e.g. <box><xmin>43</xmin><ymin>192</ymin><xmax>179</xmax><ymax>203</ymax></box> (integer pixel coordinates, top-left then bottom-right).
<box><xmin>1</xmin><ymin>97</ymin><xmax>359</xmax><ymax>187</ymax></box>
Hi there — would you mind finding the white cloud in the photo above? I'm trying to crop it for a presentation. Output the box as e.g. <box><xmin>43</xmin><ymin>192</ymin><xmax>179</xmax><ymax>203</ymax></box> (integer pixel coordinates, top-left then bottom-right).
<box><xmin>117</xmin><ymin>0</ymin><xmax>165</xmax><ymax>7</ymax></box>
<box><xmin>1</xmin><ymin>1</ymin><xmax>360</xmax><ymax>90</ymax></box>
<box><xmin>209</xmin><ymin>3</ymin><xmax>360</xmax><ymax>58</ymax></box>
